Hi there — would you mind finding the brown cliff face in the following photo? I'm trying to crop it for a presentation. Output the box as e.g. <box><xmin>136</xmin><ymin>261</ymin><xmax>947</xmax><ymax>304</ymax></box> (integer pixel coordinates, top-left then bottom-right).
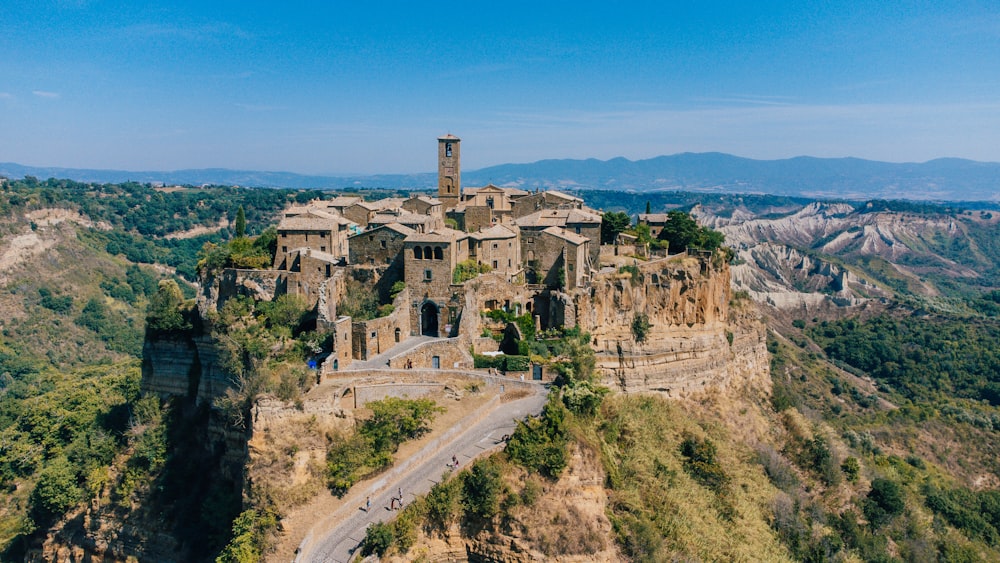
<box><xmin>579</xmin><ymin>254</ymin><xmax>769</xmax><ymax>398</ymax></box>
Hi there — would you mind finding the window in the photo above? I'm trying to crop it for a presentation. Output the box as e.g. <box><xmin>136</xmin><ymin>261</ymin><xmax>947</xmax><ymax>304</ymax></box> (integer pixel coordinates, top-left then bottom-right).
<box><xmin>527</xmin><ymin>237</ymin><xmax>534</xmax><ymax>244</ymax></box>
<box><xmin>371</xmin><ymin>331</ymin><xmax>376</xmax><ymax>339</ymax></box>
<box><xmin>575</xmin><ymin>226</ymin><xmax>581</xmax><ymax>234</ymax></box>
<box><xmin>492</xmin><ymin>260</ymin><xmax>498</xmax><ymax>269</ymax></box>
<box><xmin>492</xmin><ymin>243</ymin><xmax>498</xmax><ymax>249</ymax></box>
<box><xmin>281</xmin><ymin>233</ymin><xmax>287</xmax><ymax>238</ymax></box>
<box><xmin>508</xmin><ymin>259</ymin><xmax>512</xmax><ymax>267</ymax></box>
<box><xmin>424</xmin><ymin>269</ymin><xmax>433</xmax><ymax>281</ymax></box>
<box><xmin>320</xmin><ymin>232</ymin><xmax>326</xmax><ymax>238</ymax></box>
<box><xmin>320</xmin><ymin>246</ymin><xmax>326</xmax><ymax>252</ymax></box>
<box><xmin>486</xmin><ymin>196</ymin><xmax>494</xmax><ymax>209</ymax></box>
<box><xmin>380</xmin><ymin>240</ymin><xmax>386</xmax><ymax>248</ymax></box>
<box><xmin>414</xmin><ymin>246</ymin><xmax>423</xmax><ymax>259</ymax></box>
<box><xmin>425</xmin><ymin>246</ymin><xmax>433</xmax><ymax>259</ymax></box>
<box><xmin>445</xmin><ymin>143</ymin><xmax>452</xmax><ymax>157</ymax></box>
<box><xmin>433</xmin><ymin>246</ymin><xmax>443</xmax><ymax>260</ymax></box>
<box><xmin>282</xmin><ymin>246</ymin><xmax>287</xmax><ymax>253</ymax></box>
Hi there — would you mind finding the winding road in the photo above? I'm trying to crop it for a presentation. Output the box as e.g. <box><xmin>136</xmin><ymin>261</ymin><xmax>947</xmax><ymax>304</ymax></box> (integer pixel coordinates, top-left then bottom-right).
<box><xmin>293</xmin><ymin>379</ymin><xmax>548</xmax><ymax>563</ymax></box>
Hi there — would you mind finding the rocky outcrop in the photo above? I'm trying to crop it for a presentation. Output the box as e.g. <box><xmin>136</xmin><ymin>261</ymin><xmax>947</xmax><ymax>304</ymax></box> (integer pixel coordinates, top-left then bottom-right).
<box><xmin>141</xmin><ymin>333</ymin><xmax>233</xmax><ymax>405</ymax></box>
<box><xmin>577</xmin><ymin>254</ymin><xmax>769</xmax><ymax>397</ymax></box>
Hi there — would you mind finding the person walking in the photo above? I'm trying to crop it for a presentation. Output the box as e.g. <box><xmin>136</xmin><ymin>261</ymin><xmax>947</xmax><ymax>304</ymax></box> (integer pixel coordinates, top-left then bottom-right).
<box><xmin>365</xmin><ymin>496</ymin><xmax>370</xmax><ymax>512</ymax></box>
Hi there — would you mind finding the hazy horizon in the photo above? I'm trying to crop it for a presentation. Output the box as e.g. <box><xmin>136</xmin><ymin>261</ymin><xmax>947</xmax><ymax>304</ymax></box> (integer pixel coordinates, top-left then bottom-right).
<box><xmin>3</xmin><ymin>2</ymin><xmax>999</xmax><ymax>174</ymax></box>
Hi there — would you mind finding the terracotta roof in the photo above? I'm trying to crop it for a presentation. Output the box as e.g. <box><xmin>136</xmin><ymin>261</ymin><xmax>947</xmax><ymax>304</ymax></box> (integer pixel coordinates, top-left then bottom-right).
<box><xmin>406</xmin><ymin>195</ymin><xmax>442</xmax><ymax>205</ymax></box>
<box><xmin>369</xmin><ymin>197</ymin><xmax>407</xmax><ymax>211</ymax></box>
<box><xmin>514</xmin><ymin>208</ymin><xmax>601</xmax><ymax>228</ymax></box>
<box><xmin>405</xmin><ymin>227</ymin><xmax>468</xmax><ymax>244</ymax></box>
<box><xmin>326</xmin><ymin>196</ymin><xmax>364</xmax><ymax>208</ymax></box>
<box><xmin>347</xmin><ymin>201</ymin><xmax>379</xmax><ymax>211</ymax></box>
<box><xmin>469</xmin><ymin>224</ymin><xmax>518</xmax><ymax>241</ymax></box>
<box><xmin>545</xmin><ymin>190</ymin><xmax>583</xmax><ymax>203</ymax></box>
<box><xmin>277</xmin><ymin>211</ymin><xmax>353</xmax><ymax>231</ymax></box>
<box><xmin>348</xmin><ymin>222</ymin><xmax>416</xmax><ymax>239</ymax></box>
<box><xmin>370</xmin><ymin>212</ymin><xmax>431</xmax><ymax>227</ymax></box>
<box><xmin>285</xmin><ymin>248</ymin><xmax>341</xmax><ymax>263</ymax></box>
<box><xmin>638</xmin><ymin>213</ymin><xmax>671</xmax><ymax>223</ymax></box>
<box><xmin>438</xmin><ymin>134</ymin><xmax>460</xmax><ymax>141</ymax></box>
<box><xmin>541</xmin><ymin>226</ymin><xmax>588</xmax><ymax>245</ymax></box>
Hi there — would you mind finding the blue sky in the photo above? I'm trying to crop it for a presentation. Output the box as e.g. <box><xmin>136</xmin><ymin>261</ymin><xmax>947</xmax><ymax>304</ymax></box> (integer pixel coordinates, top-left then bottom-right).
<box><xmin>2</xmin><ymin>1</ymin><xmax>999</xmax><ymax>174</ymax></box>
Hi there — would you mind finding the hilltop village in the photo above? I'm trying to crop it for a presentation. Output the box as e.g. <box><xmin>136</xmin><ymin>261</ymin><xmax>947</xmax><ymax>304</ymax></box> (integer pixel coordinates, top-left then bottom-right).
<box><xmin>151</xmin><ymin>134</ymin><xmax>764</xmax><ymax>401</ymax></box>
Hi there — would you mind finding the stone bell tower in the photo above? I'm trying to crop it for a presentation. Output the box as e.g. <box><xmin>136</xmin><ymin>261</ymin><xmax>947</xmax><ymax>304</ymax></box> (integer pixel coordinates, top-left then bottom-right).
<box><xmin>437</xmin><ymin>134</ymin><xmax>461</xmax><ymax>210</ymax></box>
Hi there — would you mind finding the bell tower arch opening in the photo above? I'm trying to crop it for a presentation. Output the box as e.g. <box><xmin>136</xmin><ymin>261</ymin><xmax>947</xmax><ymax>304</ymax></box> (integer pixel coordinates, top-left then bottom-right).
<box><xmin>437</xmin><ymin>134</ymin><xmax>461</xmax><ymax>211</ymax></box>
<box><xmin>420</xmin><ymin>301</ymin><xmax>440</xmax><ymax>337</ymax></box>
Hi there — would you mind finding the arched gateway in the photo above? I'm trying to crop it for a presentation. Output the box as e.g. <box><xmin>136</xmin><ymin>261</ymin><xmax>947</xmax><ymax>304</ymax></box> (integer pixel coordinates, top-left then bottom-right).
<box><xmin>420</xmin><ymin>301</ymin><xmax>439</xmax><ymax>337</ymax></box>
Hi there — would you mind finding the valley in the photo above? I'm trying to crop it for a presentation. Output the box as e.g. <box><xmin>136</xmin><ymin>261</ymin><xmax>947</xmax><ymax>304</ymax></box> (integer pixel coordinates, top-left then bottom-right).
<box><xmin>1</xmin><ymin>175</ymin><xmax>1000</xmax><ymax>562</ymax></box>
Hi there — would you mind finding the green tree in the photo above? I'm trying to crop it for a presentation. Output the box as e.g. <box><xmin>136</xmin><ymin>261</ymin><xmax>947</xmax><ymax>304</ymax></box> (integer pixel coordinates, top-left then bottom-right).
<box><xmin>75</xmin><ymin>297</ymin><xmax>107</xmax><ymax>332</ymax></box>
<box><xmin>147</xmin><ymin>280</ymin><xmax>192</xmax><ymax>333</ymax></box>
<box><xmin>601</xmin><ymin>211</ymin><xmax>632</xmax><ymax>244</ymax></box>
<box><xmin>462</xmin><ymin>458</ymin><xmax>504</xmax><ymax>520</ymax></box>
<box><xmin>657</xmin><ymin>210</ymin><xmax>725</xmax><ymax>253</ymax></box>
<box><xmin>645</xmin><ymin>201</ymin><xmax>651</xmax><ymax>214</ymax></box>
<box><xmin>864</xmin><ymin>478</ymin><xmax>905</xmax><ymax>530</ymax></box>
<box><xmin>29</xmin><ymin>458</ymin><xmax>84</xmax><ymax>526</ymax></box>
<box><xmin>234</xmin><ymin>205</ymin><xmax>247</xmax><ymax>238</ymax></box>
<box><xmin>631</xmin><ymin>312</ymin><xmax>650</xmax><ymax>343</ymax></box>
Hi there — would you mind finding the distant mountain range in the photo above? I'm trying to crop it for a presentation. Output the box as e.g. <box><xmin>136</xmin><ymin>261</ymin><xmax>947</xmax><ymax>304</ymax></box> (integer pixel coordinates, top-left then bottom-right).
<box><xmin>3</xmin><ymin>153</ymin><xmax>999</xmax><ymax>201</ymax></box>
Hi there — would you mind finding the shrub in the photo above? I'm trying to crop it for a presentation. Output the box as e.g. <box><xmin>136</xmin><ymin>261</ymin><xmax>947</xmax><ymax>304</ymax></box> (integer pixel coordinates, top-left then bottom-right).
<box><xmin>425</xmin><ymin>476</ymin><xmax>461</xmax><ymax>533</ymax></box>
<box><xmin>864</xmin><ymin>478</ymin><xmax>905</xmax><ymax>530</ymax></box>
<box><xmin>841</xmin><ymin>456</ymin><xmax>861</xmax><ymax>483</ymax></box>
<box><xmin>506</xmin><ymin>398</ymin><xmax>568</xmax><ymax>479</ymax></box>
<box><xmin>631</xmin><ymin>312</ymin><xmax>650</xmax><ymax>343</ymax></box>
<box><xmin>361</xmin><ymin>521</ymin><xmax>395</xmax><ymax>557</ymax></box>
<box><xmin>29</xmin><ymin>458</ymin><xmax>83</xmax><ymax>527</ymax></box>
<box><xmin>679</xmin><ymin>433</ymin><xmax>729</xmax><ymax>492</ymax></box>
<box><xmin>461</xmin><ymin>459</ymin><xmax>504</xmax><ymax>520</ymax></box>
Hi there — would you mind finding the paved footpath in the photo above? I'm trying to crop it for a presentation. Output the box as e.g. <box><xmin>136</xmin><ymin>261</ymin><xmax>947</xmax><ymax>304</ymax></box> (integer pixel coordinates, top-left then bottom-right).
<box><xmin>294</xmin><ymin>383</ymin><xmax>549</xmax><ymax>563</ymax></box>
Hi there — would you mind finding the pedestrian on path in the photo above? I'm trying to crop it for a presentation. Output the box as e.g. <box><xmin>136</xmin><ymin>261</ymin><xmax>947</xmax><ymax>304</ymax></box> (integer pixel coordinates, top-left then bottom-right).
<box><xmin>365</xmin><ymin>496</ymin><xmax>370</xmax><ymax>512</ymax></box>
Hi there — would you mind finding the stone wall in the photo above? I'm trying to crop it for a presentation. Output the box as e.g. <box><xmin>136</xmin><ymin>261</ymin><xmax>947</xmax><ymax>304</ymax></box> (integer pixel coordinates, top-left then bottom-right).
<box><xmin>348</xmin><ymin>225</ymin><xmax>410</xmax><ymax>267</ymax></box>
<box><xmin>351</xmin><ymin>289</ymin><xmax>412</xmax><ymax>360</ymax></box>
<box><xmin>199</xmin><ymin>268</ymin><xmax>285</xmax><ymax>314</ymax></box>
<box><xmin>386</xmin><ymin>337</ymin><xmax>474</xmax><ymax>370</ymax></box>
<box><xmin>324</xmin><ymin>315</ymin><xmax>354</xmax><ymax>371</ymax></box>
<box><xmin>464</xmin><ymin>206</ymin><xmax>493</xmax><ymax>233</ymax></box>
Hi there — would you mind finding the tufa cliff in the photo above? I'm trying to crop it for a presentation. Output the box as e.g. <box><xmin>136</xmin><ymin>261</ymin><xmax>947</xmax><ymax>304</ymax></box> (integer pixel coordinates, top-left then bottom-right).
<box><xmin>578</xmin><ymin>253</ymin><xmax>770</xmax><ymax>398</ymax></box>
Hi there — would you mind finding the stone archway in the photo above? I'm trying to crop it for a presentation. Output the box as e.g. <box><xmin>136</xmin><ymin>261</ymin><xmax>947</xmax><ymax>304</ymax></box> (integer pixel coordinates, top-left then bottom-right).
<box><xmin>420</xmin><ymin>301</ymin><xmax>439</xmax><ymax>336</ymax></box>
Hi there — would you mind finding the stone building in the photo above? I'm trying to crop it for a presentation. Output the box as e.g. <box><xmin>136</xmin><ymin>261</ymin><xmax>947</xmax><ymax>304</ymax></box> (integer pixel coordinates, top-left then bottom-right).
<box><xmin>638</xmin><ymin>213</ymin><xmax>671</xmax><ymax>238</ymax></box>
<box><xmin>438</xmin><ymin>134</ymin><xmax>461</xmax><ymax>210</ymax></box>
<box><xmin>348</xmin><ymin>223</ymin><xmax>416</xmax><ymax>266</ymax></box>
<box><xmin>514</xmin><ymin>208</ymin><xmax>602</xmax><ymax>268</ymax></box>
<box><xmin>369</xmin><ymin>209</ymin><xmax>437</xmax><ymax>233</ymax></box>
<box><xmin>403</xmin><ymin>228</ymin><xmax>469</xmax><ymax>336</ymax></box>
<box><xmin>522</xmin><ymin>226</ymin><xmax>590</xmax><ymax>290</ymax></box>
<box><xmin>401</xmin><ymin>195</ymin><xmax>443</xmax><ymax>220</ymax></box>
<box><xmin>342</xmin><ymin>201</ymin><xmax>380</xmax><ymax>228</ymax></box>
<box><xmin>446</xmin><ymin>203</ymin><xmax>492</xmax><ymax>233</ymax></box>
<box><xmin>283</xmin><ymin>249</ymin><xmax>341</xmax><ymax>303</ymax></box>
<box><xmin>510</xmin><ymin>190</ymin><xmax>584</xmax><ymax>219</ymax></box>
<box><xmin>273</xmin><ymin>210</ymin><xmax>354</xmax><ymax>269</ymax></box>
<box><xmin>462</xmin><ymin>184</ymin><xmax>513</xmax><ymax>223</ymax></box>
<box><xmin>469</xmin><ymin>224</ymin><xmax>521</xmax><ymax>279</ymax></box>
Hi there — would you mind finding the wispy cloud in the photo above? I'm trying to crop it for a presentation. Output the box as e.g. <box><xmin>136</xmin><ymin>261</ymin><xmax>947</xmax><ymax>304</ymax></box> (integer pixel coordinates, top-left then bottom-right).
<box><xmin>693</xmin><ymin>94</ymin><xmax>797</xmax><ymax>106</ymax></box>
<box><xmin>0</xmin><ymin>92</ymin><xmax>13</xmax><ymax>100</ymax></box>
<box><xmin>32</xmin><ymin>90</ymin><xmax>60</xmax><ymax>99</ymax></box>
